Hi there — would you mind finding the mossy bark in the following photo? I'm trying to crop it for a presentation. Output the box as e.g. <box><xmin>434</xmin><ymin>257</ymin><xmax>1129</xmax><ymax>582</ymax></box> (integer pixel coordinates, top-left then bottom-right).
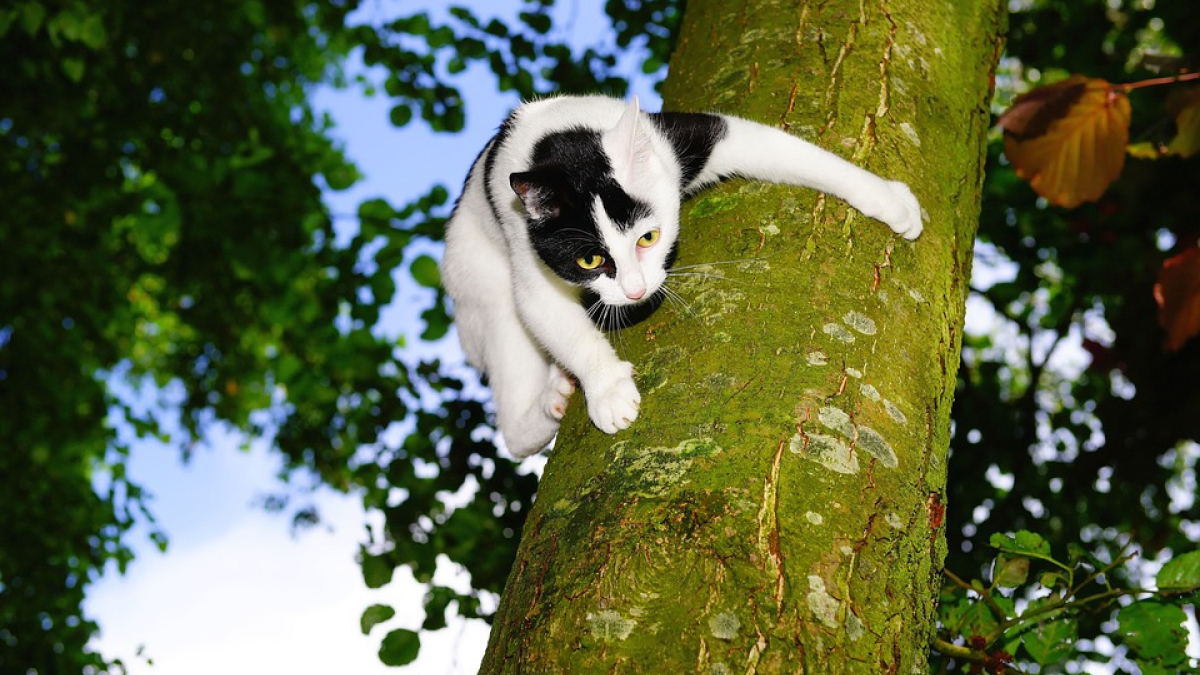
<box><xmin>479</xmin><ymin>1</ymin><xmax>1005</xmax><ymax>672</ymax></box>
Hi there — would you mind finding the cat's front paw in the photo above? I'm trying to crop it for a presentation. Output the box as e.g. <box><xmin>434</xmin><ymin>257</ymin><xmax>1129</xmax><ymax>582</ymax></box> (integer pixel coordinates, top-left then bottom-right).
<box><xmin>586</xmin><ymin>362</ymin><xmax>641</xmax><ymax>434</ymax></box>
<box><xmin>860</xmin><ymin>180</ymin><xmax>923</xmax><ymax>241</ymax></box>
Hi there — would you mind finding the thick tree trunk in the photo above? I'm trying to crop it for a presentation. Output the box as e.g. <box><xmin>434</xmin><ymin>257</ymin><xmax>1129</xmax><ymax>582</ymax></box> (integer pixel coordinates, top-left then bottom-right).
<box><xmin>479</xmin><ymin>1</ymin><xmax>1004</xmax><ymax>672</ymax></box>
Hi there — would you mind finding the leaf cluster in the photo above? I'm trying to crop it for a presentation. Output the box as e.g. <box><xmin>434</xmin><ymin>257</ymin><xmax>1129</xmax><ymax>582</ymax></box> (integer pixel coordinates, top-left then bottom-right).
<box><xmin>934</xmin><ymin>531</ymin><xmax>1199</xmax><ymax>674</ymax></box>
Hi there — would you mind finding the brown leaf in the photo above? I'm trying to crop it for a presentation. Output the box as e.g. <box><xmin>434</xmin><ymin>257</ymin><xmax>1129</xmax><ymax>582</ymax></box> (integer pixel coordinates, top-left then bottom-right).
<box><xmin>1154</xmin><ymin>248</ymin><xmax>1200</xmax><ymax>352</ymax></box>
<box><xmin>997</xmin><ymin>76</ymin><xmax>1089</xmax><ymax>139</ymax></box>
<box><xmin>1000</xmin><ymin>76</ymin><xmax>1131</xmax><ymax>208</ymax></box>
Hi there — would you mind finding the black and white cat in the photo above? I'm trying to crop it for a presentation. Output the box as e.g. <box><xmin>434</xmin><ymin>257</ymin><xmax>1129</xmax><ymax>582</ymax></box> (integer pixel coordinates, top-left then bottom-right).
<box><xmin>442</xmin><ymin>95</ymin><xmax>922</xmax><ymax>458</ymax></box>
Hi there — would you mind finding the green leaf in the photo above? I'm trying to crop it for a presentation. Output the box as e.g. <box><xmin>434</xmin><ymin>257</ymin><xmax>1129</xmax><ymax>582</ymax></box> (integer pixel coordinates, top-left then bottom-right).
<box><xmin>990</xmin><ymin>531</ymin><xmax>1068</xmax><ymax>572</ymax></box>
<box><xmin>61</xmin><ymin>57</ymin><xmax>85</xmax><ymax>82</ymax></box>
<box><xmin>324</xmin><ymin>163</ymin><xmax>359</xmax><ymax>191</ymax></box>
<box><xmin>1038</xmin><ymin>571</ymin><xmax>1067</xmax><ymax>589</ymax></box>
<box><xmin>21</xmin><ymin>2</ymin><xmax>46</xmax><ymax>35</ymax></box>
<box><xmin>357</xmin><ymin>197</ymin><xmax>395</xmax><ymax>229</ymax></box>
<box><xmin>1022</xmin><ymin>607</ymin><xmax>1076</xmax><ymax>665</ymax></box>
<box><xmin>990</xmin><ymin>530</ymin><xmax>1051</xmax><ymax>558</ymax></box>
<box><xmin>360</xmin><ymin>604</ymin><xmax>396</xmax><ymax>635</ymax></box>
<box><xmin>519</xmin><ymin>11</ymin><xmax>551</xmax><ymax>34</ymax></box>
<box><xmin>420</xmin><ymin>301</ymin><xmax>451</xmax><ymax>342</ymax></box>
<box><xmin>378</xmin><ymin>628</ymin><xmax>421</xmax><ymax>666</ymax></box>
<box><xmin>422</xmin><ymin>586</ymin><xmax>456</xmax><ymax>631</ymax></box>
<box><xmin>0</xmin><ymin>9</ymin><xmax>18</xmax><ymax>36</ymax></box>
<box><xmin>993</xmin><ymin>553</ymin><xmax>1029</xmax><ymax>589</ymax></box>
<box><xmin>361</xmin><ymin>552</ymin><xmax>395</xmax><ymax>589</ymax></box>
<box><xmin>1118</xmin><ymin>601</ymin><xmax>1188</xmax><ymax>665</ymax></box>
<box><xmin>389</xmin><ymin>104</ymin><xmax>413</xmax><ymax>128</ymax></box>
<box><xmin>1156</xmin><ymin>550</ymin><xmax>1200</xmax><ymax>595</ymax></box>
<box><xmin>410</xmin><ymin>255</ymin><xmax>441</xmax><ymax>289</ymax></box>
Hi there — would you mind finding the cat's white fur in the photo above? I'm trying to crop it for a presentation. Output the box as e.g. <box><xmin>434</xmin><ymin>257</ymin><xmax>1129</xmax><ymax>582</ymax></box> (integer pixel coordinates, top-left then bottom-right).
<box><xmin>442</xmin><ymin>96</ymin><xmax>922</xmax><ymax>457</ymax></box>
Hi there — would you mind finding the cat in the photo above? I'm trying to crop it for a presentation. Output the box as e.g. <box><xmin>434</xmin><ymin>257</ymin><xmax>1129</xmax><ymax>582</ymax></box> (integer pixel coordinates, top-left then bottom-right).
<box><xmin>441</xmin><ymin>95</ymin><xmax>922</xmax><ymax>458</ymax></box>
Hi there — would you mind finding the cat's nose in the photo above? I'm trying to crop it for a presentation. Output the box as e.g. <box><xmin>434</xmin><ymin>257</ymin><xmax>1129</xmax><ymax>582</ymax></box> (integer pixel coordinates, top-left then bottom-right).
<box><xmin>625</xmin><ymin>287</ymin><xmax>646</xmax><ymax>300</ymax></box>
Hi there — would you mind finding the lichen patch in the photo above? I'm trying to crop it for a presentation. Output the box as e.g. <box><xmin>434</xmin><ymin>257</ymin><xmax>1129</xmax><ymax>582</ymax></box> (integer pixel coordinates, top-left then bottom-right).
<box><xmin>884</xmin><ymin>399</ymin><xmax>908</xmax><ymax>425</ymax></box>
<box><xmin>847</xmin><ymin>611</ymin><xmax>865</xmax><ymax>641</ymax></box>
<box><xmin>886</xmin><ymin>512</ymin><xmax>905</xmax><ymax>529</ymax></box>
<box><xmin>587</xmin><ymin>609</ymin><xmax>635</xmax><ymax>641</ymax></box>
<box><xmin>860</xmin><ymin>383</ymin><xmax>881</xmax><ymax>402</ymax></box>
<box><xmin>708</xmin><ymin>612</ymin><xmax>741</xmax><ymax>640</ymax></box>
<box><xmin>855</xmin><ymin>425</ymin><xmax>898</xmax><ymax>469</ymax></box>
<box><xmin>842</xmin><ymin>311</ymin><xmax>877</xmax><ymax>335</ymax></box>
<box><xmin>805</xmin><ymin>511</ymin><xmax>824</xmax><ymax>525</ymax></box>
<box><xmin>845</xmin><ymin>367</ymin><xmax>863</xmax><ymax>379</ymax></box>
<box><xmin>790</xmin><ymin>432</ymin><xmax>859</xmax><ymax>474</ymax></box>
<box><xmin>806</xmin><ymin>575</ymin><xmax>840</xmax><ymax>628</ymax></box>
<box><xmin>807</xmin><ymin>350</ymin><xmax>828</xmax><ymax>366</ymax></box>
<box><xmin>613</xmin><ymin>438</ymin><xmax>723</xmax><ymax>496</ymax></box>
<box><xmin>823</xmin><ymin>322</ymin><xmax>855</xmax><ymax>344</ymax></box>
<box><xmin>818</xmin><ymin>406</ymin><xmax>855</xmax><ymax>438</ymax></box>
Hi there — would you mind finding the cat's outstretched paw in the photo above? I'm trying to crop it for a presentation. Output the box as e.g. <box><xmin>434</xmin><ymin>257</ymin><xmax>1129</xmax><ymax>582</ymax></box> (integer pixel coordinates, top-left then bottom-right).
<box><xmin>586</xmin><ymin>362</ymin><xmax>641</xmax><ymax>434</ymax></box>
<box><xmin>856</xmin><ymin>180</ymin><xmax>923</xmax><ymax>241</ymax></box>
<box><xmin>878</xmin><ymin>180</ymin><xmax>923</xmax><ymax>241</ymax></box>
<box><xmin>542</xmin><ymin>364</ymin><xmax>576</xmax><ymax>420</ymax></box>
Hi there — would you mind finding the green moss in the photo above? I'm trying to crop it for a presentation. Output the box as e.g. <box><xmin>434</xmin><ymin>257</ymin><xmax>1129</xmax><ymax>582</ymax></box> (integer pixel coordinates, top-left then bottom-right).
<box><xmin>689</xmin><ymin>195</ymin><xmax>741</xmax><ymax>218</ymax></box>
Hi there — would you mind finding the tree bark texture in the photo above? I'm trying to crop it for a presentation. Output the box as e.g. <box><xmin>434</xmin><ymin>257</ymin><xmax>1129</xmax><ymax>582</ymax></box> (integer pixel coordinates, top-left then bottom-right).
<box><xmin>480</xmin><ymin>1</ymin><xmax>1005</xmax><ymax>672</ymax></box>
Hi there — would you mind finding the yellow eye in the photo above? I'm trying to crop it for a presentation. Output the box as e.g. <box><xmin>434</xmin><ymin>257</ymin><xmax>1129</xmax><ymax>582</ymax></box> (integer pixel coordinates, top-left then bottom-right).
<box><xmin>637</xmin><ymin>229</ymin><xmax>661</xmax><ymax>248</ymax></box>
<box><xmin>576</xmin><ymin>254</ymin><xmax>604</xmax><ymax>270</ymax></box>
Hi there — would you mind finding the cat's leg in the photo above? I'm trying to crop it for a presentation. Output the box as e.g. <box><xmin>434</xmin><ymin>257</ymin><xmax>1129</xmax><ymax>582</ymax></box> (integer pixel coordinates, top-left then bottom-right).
<box><xmin>712</xmin><ymin>116</ymin><xmax>922</xmax><ymax>238</ymax></box>
<box><xmin>451</xmin><ymin>282</ymin><xmax>575</xmax><ymax>457</ymax></box>
<box><xmin>511</xmin><ymin>258</ymin><xmax>640</xmax><ymax>435</ymax></box>
<box><xmin>658</xmin><ymin>112</ymin><xmax>923</xmax><ymax>239</ymax></box>
<box><xmin>484</xmin><ymin>314</ymin><xmax>572</xmax><ymax>457</ymax></box>
<box><xmin>444</xmin><ymin>211</ymin><xmax>574</xmax><ymax>457</ymax></box>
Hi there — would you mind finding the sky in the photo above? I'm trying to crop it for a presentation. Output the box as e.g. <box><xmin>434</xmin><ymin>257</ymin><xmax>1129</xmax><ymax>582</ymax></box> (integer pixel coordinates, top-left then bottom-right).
<box><xmin>84</xmin><ymin>2</ymin><xmax>641</xmax><ymax>674</ymax></box>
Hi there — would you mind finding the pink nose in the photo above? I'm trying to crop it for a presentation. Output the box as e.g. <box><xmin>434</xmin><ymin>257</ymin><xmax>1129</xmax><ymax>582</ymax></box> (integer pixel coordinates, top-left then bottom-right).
<box><xmin>626</xmin><ymin>287</ymin><xmax>646</xmax><ymax>300</ymax></box>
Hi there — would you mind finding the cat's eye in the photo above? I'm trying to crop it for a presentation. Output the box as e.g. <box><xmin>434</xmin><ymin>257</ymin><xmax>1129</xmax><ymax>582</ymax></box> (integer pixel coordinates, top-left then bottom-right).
<box><xmin>576</xmin><ymin>254</ymin><xmax>604</xmax><ymax>270</ymax></box>
<box><xmin>637</xmin><ymin>229</ymin><xmax>661</xmax><ymax>248</ymax></box>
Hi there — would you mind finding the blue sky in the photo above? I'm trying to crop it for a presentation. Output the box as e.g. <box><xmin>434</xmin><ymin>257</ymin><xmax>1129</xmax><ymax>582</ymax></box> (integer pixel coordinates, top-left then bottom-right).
<box><xmin>84</xmin><ymin>2</ymin><xmax>653</xmax><ymax>673</ymax></box>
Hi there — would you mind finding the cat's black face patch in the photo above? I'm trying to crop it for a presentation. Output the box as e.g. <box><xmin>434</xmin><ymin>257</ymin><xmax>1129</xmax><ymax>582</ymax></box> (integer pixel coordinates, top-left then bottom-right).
<box><xmin>528</xmin><ymin>129</ymin><xmax>652</xmax><ymax>232</ymax></box>
<box><xmin>514</xmin><ymin>128</ymin><xmax>653</xmax><ymax>285</ymax></box>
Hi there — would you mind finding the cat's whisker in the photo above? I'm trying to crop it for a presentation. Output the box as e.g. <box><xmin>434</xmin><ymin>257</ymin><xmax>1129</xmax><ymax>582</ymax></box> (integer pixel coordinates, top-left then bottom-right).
<box><xmin>669</xmin><ymin>255</ymin><xmax>774</xmax><ymax>271</ymax></box>
<box><xmin>667</xmin><ymin>271</ymin><xmax>737</xmax><ymax>282</ymax></box>
<box><xmin>660</xmin><ymin>284</ymin><xmax>697</xmax><ymax>318</ymax></box>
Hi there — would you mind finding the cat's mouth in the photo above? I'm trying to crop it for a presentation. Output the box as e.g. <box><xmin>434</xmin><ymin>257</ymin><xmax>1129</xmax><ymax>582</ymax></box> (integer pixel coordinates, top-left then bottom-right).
<box><xmin>580</xmin><ymin>288</ymin><xmax>666</xmax><ymax>330</ymax></box>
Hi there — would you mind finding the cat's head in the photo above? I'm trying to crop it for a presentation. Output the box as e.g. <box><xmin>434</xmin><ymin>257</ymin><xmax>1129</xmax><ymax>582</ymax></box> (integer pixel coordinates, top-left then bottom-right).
<box><xmin>511</xmin><ymin>98</ymin><xmax>679</xmax><ymax>311</ymax></box>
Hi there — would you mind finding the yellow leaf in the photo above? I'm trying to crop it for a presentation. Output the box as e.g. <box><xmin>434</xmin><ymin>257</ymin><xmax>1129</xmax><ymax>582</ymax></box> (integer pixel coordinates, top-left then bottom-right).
<box><xmin>1001</xmin><ymin>76</ymin><xmax>1131</xmax><ymax>208</ymax></box>
<box><xmin>1166</xmin><ymin>87</ymin><xmax>1200</xmax><ymax>158</ymax></box>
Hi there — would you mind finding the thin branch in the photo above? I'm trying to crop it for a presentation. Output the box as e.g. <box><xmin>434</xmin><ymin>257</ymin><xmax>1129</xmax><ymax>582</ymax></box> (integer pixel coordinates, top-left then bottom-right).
<box><xmin>1114</xmin><ymin>70</ymin><xmax>1200</xmax><ymax>92</ymax></box>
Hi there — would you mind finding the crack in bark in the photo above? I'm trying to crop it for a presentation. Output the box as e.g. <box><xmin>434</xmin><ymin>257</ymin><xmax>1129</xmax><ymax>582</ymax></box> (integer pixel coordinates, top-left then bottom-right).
<box><xmin>757</xmin><ymin>439</ymin><xmax>788</xmax><ymax>616</ymax></box>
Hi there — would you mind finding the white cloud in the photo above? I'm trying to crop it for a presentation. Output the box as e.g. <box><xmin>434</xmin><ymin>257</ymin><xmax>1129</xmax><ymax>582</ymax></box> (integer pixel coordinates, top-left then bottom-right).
<box><xmin>85</xmin><ymin>445</ymin><xmax>488</xmax><ymax>675</ymax></box>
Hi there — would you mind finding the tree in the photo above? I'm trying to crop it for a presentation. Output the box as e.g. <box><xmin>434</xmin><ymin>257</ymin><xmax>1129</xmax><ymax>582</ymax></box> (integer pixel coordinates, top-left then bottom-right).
<box><xmin>477</xmin><ymin>0</ymin><xmax>1005</xmax><ymax>672</ymax></box>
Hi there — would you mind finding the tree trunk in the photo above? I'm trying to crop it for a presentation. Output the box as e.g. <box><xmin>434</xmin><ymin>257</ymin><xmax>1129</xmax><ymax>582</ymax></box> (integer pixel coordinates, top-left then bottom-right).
<box><xmin>479</xmin><ymin>1</ymin><xmax>1004</xmax><ymax>672</ymax></box>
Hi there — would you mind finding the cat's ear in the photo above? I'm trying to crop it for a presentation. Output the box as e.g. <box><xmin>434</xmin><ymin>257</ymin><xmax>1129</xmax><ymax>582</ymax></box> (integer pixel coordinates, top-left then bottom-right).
<box><xmin>511</xmin><ymin>170</ymin><xmax>566</xmax><ymax>220</ymax></box>
<box><xmin>605</xmin><ymin>96</ymin><xmax>656</xmax><ymax>185</ymax></box>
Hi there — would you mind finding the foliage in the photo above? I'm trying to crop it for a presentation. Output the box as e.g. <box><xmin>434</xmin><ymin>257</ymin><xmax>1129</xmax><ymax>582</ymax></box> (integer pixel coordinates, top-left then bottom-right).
<box><xmin>0</xmin><ymin>0</ymin><xmax>678</xmax><ymax>671</ymax></box>
<box><xmin>5</xmin><ymin>0</ymin><xmax>1200</xmax><ymax>672</ymax></box>
<box><xmin>934</xmin><ymin>531</ymin><xmax>1199</xmax><ymax>673</ymax></box>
